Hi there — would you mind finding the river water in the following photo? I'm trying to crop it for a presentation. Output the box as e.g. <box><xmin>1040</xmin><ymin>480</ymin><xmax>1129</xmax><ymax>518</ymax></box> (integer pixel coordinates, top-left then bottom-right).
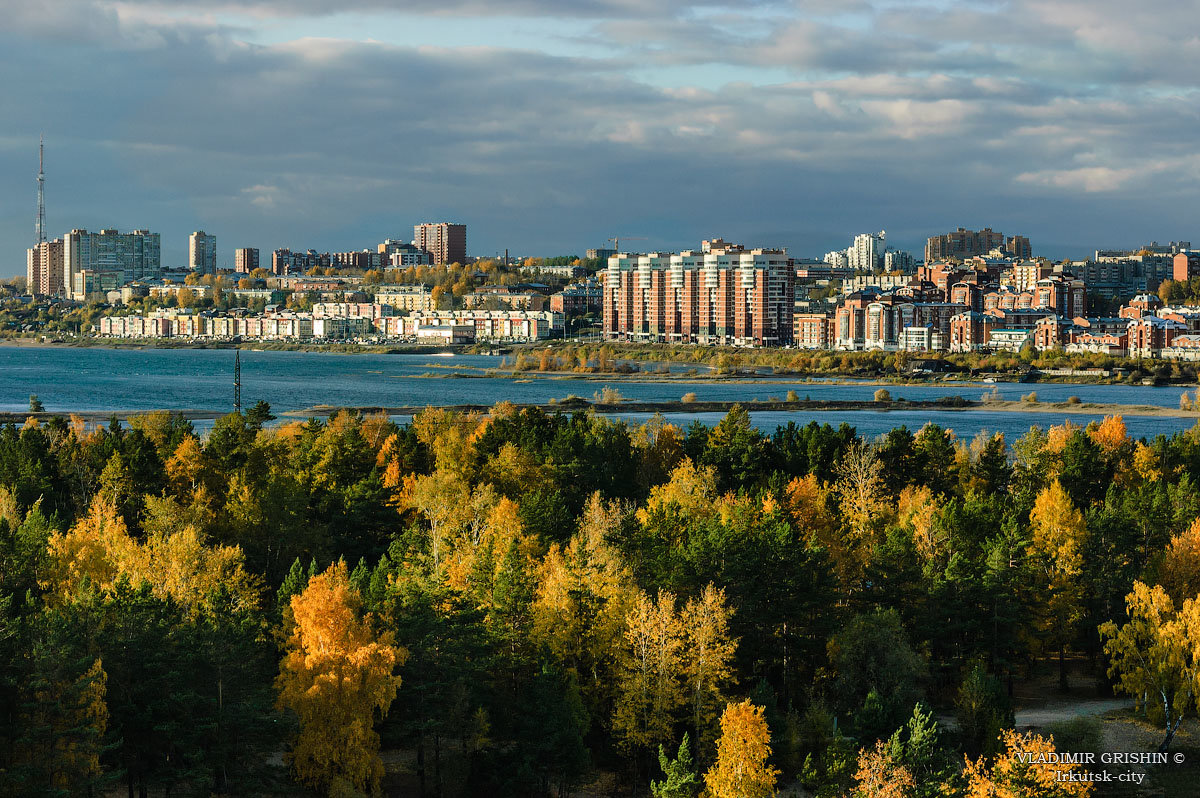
<box><xmin>2</xmin><ymin>345</ymin><xmax>1197</xmax><ymax>440</ymax></box>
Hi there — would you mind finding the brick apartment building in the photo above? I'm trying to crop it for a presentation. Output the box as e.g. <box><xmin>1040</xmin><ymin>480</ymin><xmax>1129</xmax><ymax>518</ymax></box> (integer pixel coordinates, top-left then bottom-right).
<box><xmin>602</xmin><ymin>240</ymin><xmax>794</xmax><ymax>346</ymax></box>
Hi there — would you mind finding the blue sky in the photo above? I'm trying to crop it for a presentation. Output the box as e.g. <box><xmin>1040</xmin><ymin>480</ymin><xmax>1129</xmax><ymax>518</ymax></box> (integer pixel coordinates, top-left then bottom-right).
<box><xmin>2</xmin><ymin>0</ymin><xmax>1199</xmax><ymax>274</ymax></box>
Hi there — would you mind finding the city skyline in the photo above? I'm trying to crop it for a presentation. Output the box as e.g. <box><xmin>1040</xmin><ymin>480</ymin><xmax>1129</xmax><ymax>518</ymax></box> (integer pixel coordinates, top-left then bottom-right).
<box><xmin>3</xmin><ymin>1</ymin><xmax>1200</xmax><ymax>276</ymax></box>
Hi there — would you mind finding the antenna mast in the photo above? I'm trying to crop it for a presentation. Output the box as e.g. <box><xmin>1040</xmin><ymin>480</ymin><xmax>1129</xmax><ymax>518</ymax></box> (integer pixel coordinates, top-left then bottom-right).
<box><xmin>35</xmin><ymin>134</ymin><xmax>45</xmax><ymax>245</ymax></box>
<box><xmin>234</xmin><ymin>350</ymin><xmax>242</xmax><ymax>413</ymax></box>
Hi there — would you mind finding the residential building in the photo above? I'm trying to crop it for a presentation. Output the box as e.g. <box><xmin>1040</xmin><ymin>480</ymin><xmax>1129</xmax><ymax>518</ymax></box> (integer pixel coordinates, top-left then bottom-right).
<box><xmin>794</xmin><ymin>313</ymin><xmax>835</xmax><ymax>349</ymax></box>
<box><xmin>373</xmin><ymin>285</ymin><xmax>436</xmax><ymax>312</ymax></box>
<box><xmin>63</xmin><ymin>229</ymin><xmax>160</xmax><ymax>299</ymax></box>
<box><xmin>586</xmin><ymin>248</ymin><xmax>617</xmax><ymax>260</ymax></box>
<box><xmin>1006</xmin><ymin>236</ymin><xmax>1032</xmax><ymax>260</ymax></box>
<box><xmin>378</xmin><ymin>240</ymin><xmax>433</xmax><ymax>266</ymax></box>
<box><xmin>189</xmin><ymin>231</ymin><xmax>216</xmax><ymax>274</ymax></box>
<box><xmin>235</xmin><ymin>248</ymin><xmax>260</xmax><ymax>274</ymax></box>
<box><xmin>849</xmin><ymin>231</ymin><xmax>886</xmax><ymax>270</ymax></box>
<box><xmin>1174</xmin><ymin>252</ymin><xmax>1200</xmax><ymax>282</ymax></box>
<box><xmin>26</xmin><ymin>239</ymin><xmax>64</xmax><ymax>296</ymax></box>
<box><xmin>602</xmin><ymin>241</ymin><xmax>795</xmax><ymax>346</ymax></box>
<box><xmin>884</xmin><ymin>250</ymin><xmax>915</xmax><ymax>272</ymax></box>
<box><xmin>271</xmin><ymin>249</ymin><xmax>330</xmax><ymax>276</ymax></box>
<box><xmin>549</xmin><ymin>279</ymin><xmax>603</xmax><ymax>315</ymax></box>
<box><xmin>72</xmin><ymin>269</ymin><xmax>125</xmax><ymax>300</ymax></box>
<box><xmin>1129</xmin><ymin>316</ymin><xmax>1186</xmax><ymax>358</ymax></box>
<box><xmin>379</xmin><ymin>309</ymin><xmax>560</xmax><ymax>342</ymax></box>
<box><xmin>332</xmin><ymin>250</ymin><xmax>385</xmax><ymax>270</ymax></box>
<box><xmin>414</xmin><ymin>222</ymin><xmax>467</xmax><ymax>265</ymax></box>
<box><xmin>925</xmin><ymin>227</ymin><xmax>1008</xmax><ymax>262</ymax></box>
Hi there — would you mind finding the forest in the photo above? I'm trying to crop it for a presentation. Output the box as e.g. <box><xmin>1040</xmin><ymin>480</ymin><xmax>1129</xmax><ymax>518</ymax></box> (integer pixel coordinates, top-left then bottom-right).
<box><xmin>0</xmin><ymin>401</ymin><xmax>1196</xmax><ymax>797</ymax></box>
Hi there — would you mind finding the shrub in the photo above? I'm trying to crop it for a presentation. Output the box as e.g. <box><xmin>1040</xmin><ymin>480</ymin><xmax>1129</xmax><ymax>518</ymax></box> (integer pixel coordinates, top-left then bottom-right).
<box><xmin>1045</xmin><ymin>717</ymin><xmax>1102</xmax><ymax>754</ymax></box>
<box><xmin>1066</xmin><ymin>395</ymin><xmax>1081</xmax><ymax>405</ymax></box>
<box><xmin>1183</xmin><ymin>391</ymin><xmax>1196</xmax><ymax>411</ymax></box>
<box><xmin>874</xmin><ymin>388</ymin><xmax>892</xmax><ymax>403</ymax></box>
<box><xmin>594</xmin><ymin>386</ymin><xmax>624</xmax><ymax>404</ymax></box>
<box><xmin>1021</xmin><ymin>391</ymin><xmax>1038</xmax><ymax>403</ymax></box>
<box><xmin>786</xmin><ymin>389</ymin><xmax>799</xmax><ymax>402</ymax></box>
<box><xmin>681</xmin><ymin>392</ymin><xmax>698</xmax><ymax>404</ymax></box>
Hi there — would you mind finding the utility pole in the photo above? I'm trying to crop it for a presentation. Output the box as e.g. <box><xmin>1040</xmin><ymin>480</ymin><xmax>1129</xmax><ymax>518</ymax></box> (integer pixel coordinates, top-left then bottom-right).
<box><xmin>35</xmin><ymin>134</ymin><xmax>45</xmax><ymax>245</ymax></box>
<box><xmin>234</xmin><ymin>349</ymin><xmax>242</xmax><ymax>413</ymax></box>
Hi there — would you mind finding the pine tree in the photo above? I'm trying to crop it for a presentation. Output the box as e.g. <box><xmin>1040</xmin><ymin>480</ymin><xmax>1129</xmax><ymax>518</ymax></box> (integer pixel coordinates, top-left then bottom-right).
<box><xmin>651</xmin><ymin>733</ymin><xmax>701</xmax><ymax>798</ymax></box>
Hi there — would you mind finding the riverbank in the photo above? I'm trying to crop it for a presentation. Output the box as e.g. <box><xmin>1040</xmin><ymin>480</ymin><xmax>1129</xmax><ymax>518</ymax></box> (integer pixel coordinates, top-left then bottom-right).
<box><xmin>6</xmin><ymin>396</ymin><xmax>1196</xmax><ymax>427</ymax></box>
<box><xmin>0</xmin><ymin>336</ymin><xmax>469</xmax><ymax>356</ymax></box>
<box><xmin>5</xmin><ymin>335</ymin><xmax>1196</xmax><ymax>386</ymax></box>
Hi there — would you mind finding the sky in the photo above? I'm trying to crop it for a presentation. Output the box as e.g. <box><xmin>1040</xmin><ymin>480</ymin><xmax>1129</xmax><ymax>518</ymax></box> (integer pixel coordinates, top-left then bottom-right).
<box><xmin>2</xmin><ymin>0</ymin><xmax>1199</xmax><ymax>275</ymax></box>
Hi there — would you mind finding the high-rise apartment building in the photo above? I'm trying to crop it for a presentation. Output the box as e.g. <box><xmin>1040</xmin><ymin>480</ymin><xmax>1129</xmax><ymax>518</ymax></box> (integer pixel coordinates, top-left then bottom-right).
<box><xmin>63</xmin><ymin>228</ymin><xmax>160</xmax><ymax>299</ymax></box>
<box><xmin>414</xmin><ymin>223</ymin><xmax>466</xmax><ymax>265</ymax></box>
<box><xmin>26</xmin><ymin>239</ymin><xmax>64</xmax><ymax>296</ymax></box>
<box><xmin>849</xmin><ymin>231</ymin><xmax>886</xmax><ymax>271</ymax></box>
<box><xmin>272</xmin><ymin>248</ymin><xmax>331</xmax><ymax>276</ymax></box>
<box><xmin>189</xmin><ymin>231</ymin><xmax>217</xmax><ymax>274</ymax></box>
<box><xmin>603</xmin><ymin>241</ymin><xmax>794</xmax><ymax>346</ymax></box>
<box><xmin>925</xmin><ymin>227</ymin><xmax>1009</xmax><ymax>262</ymax></box>
<box><xmin>1006</xmin><ymin>236</ymin><xmax>1032</xmax><ymax>260</ymax></box>
<box><xmin>235</xmin><ymin>248</ymin><xmax>260</xmax><ymax>274</ymax></box>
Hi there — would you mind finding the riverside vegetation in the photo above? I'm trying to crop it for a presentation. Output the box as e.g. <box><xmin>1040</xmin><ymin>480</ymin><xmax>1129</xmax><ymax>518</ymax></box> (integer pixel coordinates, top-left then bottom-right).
<box><xmin>3</xmin><ymin>404</ymin><xmax>1200</xmax><ymax>796</ymax></box>
<box><xmin>498</xmin><ymin>342</ymin><xmax>1200</xmax><ymax>384</ymax></box>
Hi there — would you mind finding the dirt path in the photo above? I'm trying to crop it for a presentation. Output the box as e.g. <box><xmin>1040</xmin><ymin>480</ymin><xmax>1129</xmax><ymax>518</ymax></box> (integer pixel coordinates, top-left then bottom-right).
<box><xmin>1014</xmin><ymin>697</ymin><xmax>1131</xmax><ymax>728</ymax></box>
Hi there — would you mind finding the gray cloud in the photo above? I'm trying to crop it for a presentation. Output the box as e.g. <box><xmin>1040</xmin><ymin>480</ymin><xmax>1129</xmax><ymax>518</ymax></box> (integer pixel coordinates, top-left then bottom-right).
<box><xmin>2</xmin><ymin>0</ymin><xmax>1200</xmax><ymax>274</ymax></box>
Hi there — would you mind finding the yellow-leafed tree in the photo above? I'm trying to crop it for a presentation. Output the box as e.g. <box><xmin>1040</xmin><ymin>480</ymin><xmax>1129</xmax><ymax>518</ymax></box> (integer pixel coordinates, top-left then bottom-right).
<box><xmin>276</xmin><ymin>561</ymin><xmax>406</xmax><ymax>796</ymax></box>
<box><xmin>704</xmin><ymin>700</ymin><xmax>780</xmax><ymax>798</ymax></box>
<box><xmin>852</xmin><ymin>740</ymin><xmax>915</xmax><ymax>798</ymax></box>
<box><xmin>613</xmin><ymin>589</ymin><xmax>686</xmax><ymax>755</ymax></box>
<box><xmin>1028</xmin><ymin>479</ymin><xmax>1087</xmax><ymax>690</ymax></box>
<box><xmin>963</xmin><ymin>729</ymin><xmax>1092</xmax><ymax>797</ymax></box>
<box><xmin>1100</xmin><ymin>581</ymin><xmax>1200</xmax><ymax>751</ymax></box>
<box><xmin>681</xmin><ymin>583</ymin><xmax>737</xmax><ymax>757</ymax></box>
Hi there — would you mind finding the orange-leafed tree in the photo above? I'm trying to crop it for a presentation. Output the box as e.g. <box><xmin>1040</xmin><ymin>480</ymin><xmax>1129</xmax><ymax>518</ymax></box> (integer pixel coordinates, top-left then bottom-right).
<box><xmin>704</xmin><ymin>700</ymin><xmax>780</xmax><ymax>798</ymax></box>
<box><xmin>276</xmin><ymin>561</ymin><xmax>405</xmax><ymax>796</ymax></box>
<box><xmin>1157</xmin><ymin>519</ymin><xmax>1200</xmax><ymax>604</ymax></box>
<box><xmin>963</xmin><ymin>729</ymin><xmax>1092</xmax><ymax>797</ymax></box>
<box><xmin>852</xmin><ymin>740</ymin><xmax>915</xmax><ymax>798</ymax></box>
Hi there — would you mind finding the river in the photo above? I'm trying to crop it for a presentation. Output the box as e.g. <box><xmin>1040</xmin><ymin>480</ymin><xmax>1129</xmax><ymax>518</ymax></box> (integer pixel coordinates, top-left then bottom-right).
<box><xmin>2</xmin><ymin>345</ymin><xmax>1197</xmax><ymax>440</ymax></box>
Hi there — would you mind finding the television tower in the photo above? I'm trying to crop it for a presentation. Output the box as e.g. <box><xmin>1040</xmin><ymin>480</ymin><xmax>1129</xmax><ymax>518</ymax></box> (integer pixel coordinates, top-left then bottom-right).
<box><xmin>35</xmin><ymin>134</ymin><xmax>45</xmax><ymax>245</ymax></box>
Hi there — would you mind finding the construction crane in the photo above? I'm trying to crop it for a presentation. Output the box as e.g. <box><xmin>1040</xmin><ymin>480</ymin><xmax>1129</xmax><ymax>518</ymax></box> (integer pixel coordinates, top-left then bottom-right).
<box><xmin>608</xmin><ymin>236</ymin><xmax>646</xmax><ymax>254</ymax></box>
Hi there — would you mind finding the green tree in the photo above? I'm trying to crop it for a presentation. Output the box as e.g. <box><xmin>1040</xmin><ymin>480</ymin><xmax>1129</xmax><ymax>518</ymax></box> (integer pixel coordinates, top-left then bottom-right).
<box><xmin>651</xmin><ymin>733</ymin><xmax>701</xmax><ymax>798</ymax></box>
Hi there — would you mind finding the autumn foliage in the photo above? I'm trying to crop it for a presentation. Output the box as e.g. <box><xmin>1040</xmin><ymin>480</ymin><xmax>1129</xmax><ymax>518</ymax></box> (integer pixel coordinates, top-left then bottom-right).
<box><xmin>276</xmin><ymin>561</ymin><xmax>405</xmax><ymax>796</ymax></box>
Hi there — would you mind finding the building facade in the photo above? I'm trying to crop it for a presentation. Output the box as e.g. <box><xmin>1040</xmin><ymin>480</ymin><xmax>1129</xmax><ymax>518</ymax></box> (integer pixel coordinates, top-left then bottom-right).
<box><xmin>189</xmin><ymin>231</ymin><xmax>216</xmax><ymax>274</ymax></box>
<box><xmin>63</xmin><ymin>229</ymin><xmax>160</xmax><ymax>299</ymax></box>
<box><xmin>414</xmin><ymin>223</ymin><xmax>467</xmax><ymax>266</ymax></box>
<box><xmin>925</xmin><ymin>227</ymin><xmax>1008</xmax><ymax>262</ymax></box>
<box><xmin>26</xmin><ymin>239</ymin><xmax>64</xmax><ymax>296</ymax></box>
<box><xmin>235</xmin><ymin>248</ymin><xmax>260</xmax><ymax>274</ymax></box>
<box><xmin>602</xmin><ymin>242</ymin><xmax>795</xmax><ymax>346</ymax></box>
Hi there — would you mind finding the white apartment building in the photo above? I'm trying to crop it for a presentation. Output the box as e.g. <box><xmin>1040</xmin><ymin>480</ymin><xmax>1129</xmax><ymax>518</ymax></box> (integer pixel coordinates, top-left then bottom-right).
<box><xmin>849</xmin><ymin>231</ymin><xmax>886</xmax><ymax>271</ymax></box>
<box><xmin>189</xmin><ymin>231</ymin><xmax>217</xmax><ymax>274</ymax></box>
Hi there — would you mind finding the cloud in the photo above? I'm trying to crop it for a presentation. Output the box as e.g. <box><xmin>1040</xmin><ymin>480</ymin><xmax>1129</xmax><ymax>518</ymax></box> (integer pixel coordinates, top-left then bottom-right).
<box><xmin>3</xmin><ymin>0</ymin><xmax>1200</xmax><ymax>273</ymax></box>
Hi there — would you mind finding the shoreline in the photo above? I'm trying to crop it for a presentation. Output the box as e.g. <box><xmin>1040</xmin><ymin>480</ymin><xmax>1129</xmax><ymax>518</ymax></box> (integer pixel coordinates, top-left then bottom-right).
<box><xmin>3</xmin><ymin>337</ymin><xmax>1191</xmax><ymax>388</ymax></box>
<box><xmin>4</xmin><ymin>397</ymin><xmax>1196</xmax><ymax>426</ymax></box>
